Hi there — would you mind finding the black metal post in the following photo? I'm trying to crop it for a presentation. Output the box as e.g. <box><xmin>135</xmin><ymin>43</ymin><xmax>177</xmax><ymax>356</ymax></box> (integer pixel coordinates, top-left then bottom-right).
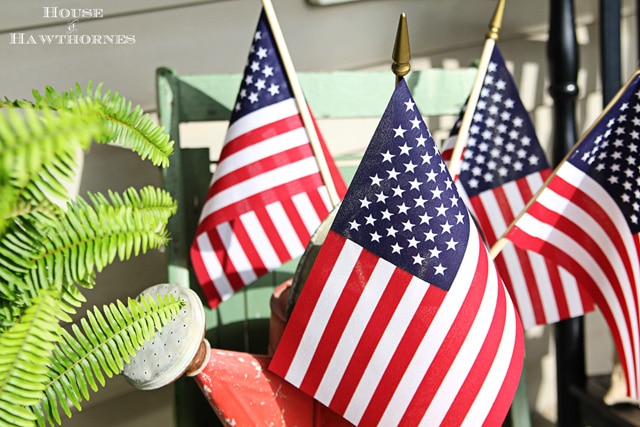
<box><xmin>547</xmin><ymin>1</ymin><xmax>583</xmax><ymax>426</ymax></box>
<box><xmin>600</xmin><ymin>0</ymin><xmax>622</xmax><ymax>103</ymax></box>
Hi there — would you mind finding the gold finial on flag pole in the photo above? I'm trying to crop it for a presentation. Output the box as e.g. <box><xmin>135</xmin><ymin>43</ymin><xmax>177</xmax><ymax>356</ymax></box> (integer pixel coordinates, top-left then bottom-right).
<box><xmin>392</xmin><ymin>13</ymin><xmax>411</xmax><ymax>85</ymax></box>
<box><xmin>261</xmin><ymin>0</ymin><xmax>340</xmax><ymax>207</ymax></box>
<box><xmin>486</xmin><ymin>0</ymin><xmax>505</xmax><ymax>41</ymax></box>
<box><xmin>447</xmin><ymin>0</ymin><xmax>506</xmax><ymax>187</ymax></box>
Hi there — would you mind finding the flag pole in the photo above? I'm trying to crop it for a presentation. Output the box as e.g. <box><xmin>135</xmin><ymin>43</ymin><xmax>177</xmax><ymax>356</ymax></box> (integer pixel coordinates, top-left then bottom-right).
<box><xmin>392</xmin><ymin>13</ymin><xmax>411</xmax><ymax>86</ymax></box>
<box><xmin>447</xmin><ymin>0</ymin><xmax>506</xmax><ymax>177</ymax></box>
<box><xmin>261</xmin><ymin>0</ymin><xmax>341</xmax><ymax>207</ymax></box>
<box><xmin>489</xmin><ymin>67</ymin><xmax>640</xmax><ymax>259</ymax></box>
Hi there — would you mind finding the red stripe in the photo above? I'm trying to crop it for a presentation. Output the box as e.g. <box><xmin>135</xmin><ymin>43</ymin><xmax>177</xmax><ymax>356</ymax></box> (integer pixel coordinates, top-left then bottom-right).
<box><xmin>268</xmin><ymin>231</ymin><xmax>347</xmax><ymax>375</ymax></box>
<box><xmin>355</xmin><ymin>284</ymin><xmax>447</xmax><ymax>426</ymax></box>
<box><xmin>469</xmin><ymin>191</ymin><xmax>547</xmax><ymax>325</ymax></box>
<box><xmin>278</xmin><ymin>196</ymin><xmax>312</xmax><ymax>249</ymax></box>
<box><xmin>483</xmin><ymin>306</ymin><xmax>525</xmax><ymax>427</ymax></box>
<box><xmin>508</xmin><ymin>221</ymin><xmax>636</xmax><ymax>393</ymax></box>
<box><xmin>529</xmin><ymin>199</ymin><xmax>633</xmax><ymax>338</ymax></box>
<box><xmin>205</xmin><ymin>224</ymin><xmax>246</xmax><ymax>293</ymax></box>
<box><xmin>543</xmin><ymin>257</ymin><xmax>571</xmax><ymax>319</ymax></box>
<box><xmin>549</xmin><ymin>178</ymin><xmax>636</xmax><ymax>291</ymax></box>
<box><xmin>220</xmin><ymin>114</ymin><xmax>303</xmax><ymax>158</ymax></box>
<box><xmin>190</xmin><ymin>240</ymin><xmax>223</xmax><ymax>308</ymax></box>
<box><xmin>252</xmin><ymin>206</ymin><xmax>292</xmax><ymax>263</ymax></box>
<box><xmin>208</xmin><ymin>144</ymin><xmax>315</xmax><ymax>196</ymax></box>
<box><xmin>307</xmin><ymin>185</ymin><xmax>333</xmax><ymax>219</ymax></box>
<box><xmin>547</xmin><ymin>177</ymin><xmax>637</xmax><ymax>338</ymax></box>
<box><xmin>491</xmin><ymin>182</ymin><xmax>549</xmax><ymax>324</ymax></box>
<box><xmin>468</xmin><ymin>195</ymin><xmax>499</xmax><ymax>243</ymax></box>
<box><xmin>228</xmin><ymin>216</ymin><xmax>268</xmax><ymax>279</ymax></box>
<box><xmin>298</xmin><ymin>248</ymin><xmax>379</xmax><ymax>395</ymax></box>
<box><xmin>197</xmin><ymin>174</ymin><xmax>325</xmax><ymax>227</ymax></box>
<box><xmin>399</xmin><ymin>237</ymin><xmax>490</xmax><ymax>425</ymax></box>
<box><xmin>440</xmin><ymin>272</ymin><xmax>509</xmax><ymax>426</ymax></box>
<box><xmin>328</xmin><ymin>267</ymin><xmax>413</xmax><ymax>414</ymax></box>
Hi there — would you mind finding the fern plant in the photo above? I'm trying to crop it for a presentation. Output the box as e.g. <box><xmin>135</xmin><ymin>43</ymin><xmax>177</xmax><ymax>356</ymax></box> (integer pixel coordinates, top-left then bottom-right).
<box><xmin>0</xmin><ymin>83</ymin><xmax>182</xmax><ymax>426</ymax></box>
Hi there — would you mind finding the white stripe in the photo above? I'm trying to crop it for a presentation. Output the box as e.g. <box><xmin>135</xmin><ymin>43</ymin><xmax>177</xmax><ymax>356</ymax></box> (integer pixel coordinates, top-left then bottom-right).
<box><xmin>378</xmin><ymin>231</ymin><xmax>480</xmax><ymax>426</ymax></box>
<box><xmin>315</xmin><ymin>259</ymin><xmax>396</xmax><ymax>403</ymax></box>
<box><xmin>225</xmin><ymin>98</ymin><xmax>299</xmax><ymax>142</ymax></box>
<box><xmin>318</xmin><ymin>185</ymin><xmax>333</xmax><ymax>212</ymax></box>
<box><xmin>499</xmin><ymin>242</ymin><xmax>537</xmax><ymax>328</ymax></box>
<box><xmin>215</xmin><ymin>221</ymin><xmax>257</xmax><ymax>285</ymax></box>
<box><xmin>265</xmin><ymin>201</ymin><xmax>305</xmax><ymax>258</ymax></box>
<box><xmin>292</xmin><ymin>192</ymin><xmax>322</xmax><ymax>236</ymax></box>
<box><xmin>559</xmin><ymin>266</ymin><xmax>584</xmax><ymax>318</ymax></box>
<box><xmin>462</xmin><ymin>289</ymin><xmax>519</xmax><ymax>425</ymax></box>
<box><xmin>343</xmin><ymin>275</ymin><xmax>428</xmax><ymax>423</ymax></box>
<box><xmin>421</xmin><ymin>241</ymin><xmax>499</xmax><ymax>426</ymax></box>
<box><xmin>214</xmin><ymin>127</ymin><xmax>309</xmax><ymax>180</ymax></box>
<box><xmin>195</xmin><ymin>233</ymin><xmax>234</xmax><ymax>301</ymax></box>
<box><xmin>199</xmin><ymin>156</ymin><xmax>320</xmax><ymax>218</ymax></box>
<box><xmin>528</xmin><ymin>250</ymin><xmax>561</xmax><ymax>323</ymax></box>
<box><xmin>477</xmin><ymin>188</ymin><xmax>509</xmax><ymax>237</ymax></box>
<box><xmin>239</xmin><ymin>210</ymin><xmax>281</xmax><ymax>271</ymax></box>
<box><xmin>284</xmin><ymin>239</ymin><xmax>361</xmax><ymax>386</ymax></box>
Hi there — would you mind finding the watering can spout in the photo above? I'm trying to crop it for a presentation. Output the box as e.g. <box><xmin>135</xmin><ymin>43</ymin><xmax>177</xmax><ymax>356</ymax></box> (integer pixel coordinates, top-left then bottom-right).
<box><xmin>121</xmin><ymin>282</ymin><xmax>353</xmax><ymax>426</ymax></box>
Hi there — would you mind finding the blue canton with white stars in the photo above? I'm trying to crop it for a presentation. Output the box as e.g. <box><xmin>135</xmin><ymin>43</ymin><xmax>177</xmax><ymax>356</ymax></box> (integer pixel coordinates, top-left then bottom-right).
<box><xmin>230</xmin><ymin>11</ymin><xmax>292</xmax><ymax>121</ymax></box>
<box><xmin>332</xmin><ymin>80</ymin><xmax>470</xmax><ymax>291</ymax></box>
<box><xmin>458</xmin><ymin>47</ymin><xmax>549</xmax><ymax>197</ymax></box>
<box><xmin>570</xmin><ymin>74</ymin><xmax>640</xmax><ymax>234</ymax></box>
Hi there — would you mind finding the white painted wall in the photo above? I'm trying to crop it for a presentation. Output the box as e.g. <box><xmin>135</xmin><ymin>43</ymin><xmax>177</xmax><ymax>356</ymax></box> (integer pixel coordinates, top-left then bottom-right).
<box><xmin>2</xmin><ymin>0</ymin><xmax>638</xmax><ymax>425</ymax></box>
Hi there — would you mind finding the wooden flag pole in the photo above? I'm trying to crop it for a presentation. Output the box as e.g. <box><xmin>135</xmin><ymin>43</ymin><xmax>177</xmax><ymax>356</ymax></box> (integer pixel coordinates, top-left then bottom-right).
<box><xmin>447</xmin><ymin>0</ymin><xmax>506</xmax><ymax>178</ymax></box>
<box><xmin>261</xmin><ymin>0</ymin><xmax>341</xmax><ymax>207</ymax></box>
<box><xmin>392</xmin><ymin>14</ymin><xmax>411</xmax><ymax>86</ymax></box>
<box><xmin>489</xmin><ymin>67</ymin><xmax>640</xmax><ymax>259</ymax></box>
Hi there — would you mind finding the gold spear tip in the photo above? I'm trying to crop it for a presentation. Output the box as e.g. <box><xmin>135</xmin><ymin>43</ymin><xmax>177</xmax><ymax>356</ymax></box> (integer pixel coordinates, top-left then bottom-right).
<box><xmin>392</xmin><ymin>13</ymin><xmax>411</xmax><ymax>82</ymax></box>
<box><xmin>487</xmin><ymin>0</ymin><xmax>506</xmax><ymax>41</ymax></box>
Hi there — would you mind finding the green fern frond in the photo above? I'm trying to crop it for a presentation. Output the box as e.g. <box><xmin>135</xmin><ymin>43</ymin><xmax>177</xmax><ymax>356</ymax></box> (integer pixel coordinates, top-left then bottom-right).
<box><xmin>12</xmin><ymin>149</ymin><xmax>80</xmax><ymax>220</ymax></box>
<box><xmin>33</xmin><ymin>292</ymin><xmax>183</xmax><ymax>426</ymax></box>
<box><xmin>19</xmin><ymin>83</ymin><xmax>173</xmax><ymax>168</ymax></box>
<box><xmin>0</xmin><ymin>105</ymin><xmax>102</xmax><ymax>233</ymax></box>
<box><xmin>0</xmin><ymin>187</ymin><xmax>176</xmax><ymax>328</ymax></box>
<box><xmin>0</xmin><ymin>290</ymin><xmax>63</xmax><ymax>427</ymax></box>
<box><xmin>0</xmin><ymin>104</ymin><xmax>99</xmax><ymax>187</ymax></box>
<box><xmin>88</xmin><ymin>187</ymin><xmax>176</xmax><ymax>225</ymax></box>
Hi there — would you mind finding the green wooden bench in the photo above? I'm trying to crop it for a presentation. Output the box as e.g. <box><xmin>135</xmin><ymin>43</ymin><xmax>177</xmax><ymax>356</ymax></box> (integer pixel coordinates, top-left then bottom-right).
<box><xmin>155</xmin><ymin>65</ymin><xmax>529</xmax><ymax>426</ymax></box>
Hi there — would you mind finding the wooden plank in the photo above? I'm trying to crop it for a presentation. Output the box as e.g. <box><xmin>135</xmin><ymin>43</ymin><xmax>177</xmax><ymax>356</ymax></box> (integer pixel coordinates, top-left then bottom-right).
<box><xmin>175</xmin><ymin>68</ymin><xmax>476</xmax><ymax>121</ymax></box>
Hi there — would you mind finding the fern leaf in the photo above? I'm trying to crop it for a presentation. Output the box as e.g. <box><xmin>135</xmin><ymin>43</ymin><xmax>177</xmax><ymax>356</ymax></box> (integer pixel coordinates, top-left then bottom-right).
<box><xmin>33</xmin><ymin>292</ymin><xmax>183</xmax><ymax>426</ymax></box>
<box><xmin>0</xmin><ymin>104</ymin><xmax>102</xmax><ymax>233</ymax></box>
<box><xmin>0</xmin><ymin>187</ymin><xmax>175</xmax><ymax>329</ymax></box>
<box><xmin>0</xmin><ymin>290</ymin><xmax>63</xmax><ymax>427</ymax></box>
<box><xmin>20</xmin><ymin>83</ymin><xmax>173</xmax><ymax>168</ymax></box>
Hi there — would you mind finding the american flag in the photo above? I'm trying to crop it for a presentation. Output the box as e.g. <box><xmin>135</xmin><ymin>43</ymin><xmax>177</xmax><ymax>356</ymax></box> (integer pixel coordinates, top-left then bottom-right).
<box><xmin>441</xmin><ymin>46</ymin><xmax>593</xmax><ymax>329</ymax></box>
<box><xmin>190</xmin><ymin>10</ymin><xmax>347</xmax><ymax>308</ymax></box>
<box><xmin>507</xmin><ymin>71</ymin><xmax>640</xmax><ymax>401</ymax></box>
<box><xmin>270</xmin><ymin>79</ymin><xmax>525</xmax><ymax>426</ymax></box>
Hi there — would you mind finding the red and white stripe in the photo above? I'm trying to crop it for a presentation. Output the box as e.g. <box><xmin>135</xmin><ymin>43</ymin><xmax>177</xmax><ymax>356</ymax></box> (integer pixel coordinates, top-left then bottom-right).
<box><xmin>191</xmin><ymin>98</ymin><xmax>334</xmax><ymax>308</ymax></box>
<box><xmin>508</xmin><ymin>162</ymin><xmax>640</xmax><ymax>399</ymax></box>
<box><xmin>270</xmin><ymin>228</ymin><xmax>524</xmax><ymax>426</ymax></box>
<box><xmin>464</xmin><ymin>171</ymin><xmax>593</xmax><ymax>329</ymax></box>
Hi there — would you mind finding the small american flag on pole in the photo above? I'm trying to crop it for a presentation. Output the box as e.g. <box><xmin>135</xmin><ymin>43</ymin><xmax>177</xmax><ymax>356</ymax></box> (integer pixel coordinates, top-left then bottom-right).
<box><xmin>270</xmin><ymin>79</ymin><xmax>525</xmax><ymax>426</ymax></box>
<box><xmin>506</xmin><ymin>71</ymin><xmax>640</xmax><ymax>402</ymax></box>
<box><xmin>442</xmin><ymin>45</ymin><xmax>593</xmax><ymax>329</ymax></box>
<box><xmin>190</xmin><ymin>10</ymin><xmax>346</xmax><ymax>308</ymax></box>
